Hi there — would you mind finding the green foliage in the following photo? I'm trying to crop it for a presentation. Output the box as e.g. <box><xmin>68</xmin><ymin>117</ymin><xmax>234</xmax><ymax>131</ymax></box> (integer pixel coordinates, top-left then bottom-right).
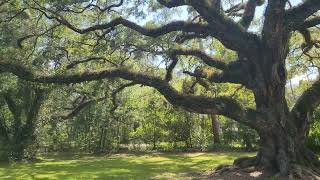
<box><xmin>1</xmin><ymin>0</ymin><xmax>319</xmax><ymax>168</ymax></box>
<box><xmin>306</xmin><ymin>111</ymin><xmax>320</xmax><ymax>152</ymax></box>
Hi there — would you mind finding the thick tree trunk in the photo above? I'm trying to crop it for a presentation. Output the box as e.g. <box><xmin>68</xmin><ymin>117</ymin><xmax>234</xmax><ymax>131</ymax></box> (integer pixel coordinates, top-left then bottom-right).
<box><xmin>210</xmin><ymin>114</ymin><xmax>220</xmax><ymax>144</ymax></box>
<box><xmin>235</xmin><ymin>129</ymin><xmax>320</xmax><ymax>178</ymax></box>
<box><xmin>233</xmin><ymin>84</ymin><xmax>320</xmax><ymax>178</ymax></box>
<box><xmin>224</xmin><ymin>54</ymin><xmax>320</xmax><ymax>178</ymax></box>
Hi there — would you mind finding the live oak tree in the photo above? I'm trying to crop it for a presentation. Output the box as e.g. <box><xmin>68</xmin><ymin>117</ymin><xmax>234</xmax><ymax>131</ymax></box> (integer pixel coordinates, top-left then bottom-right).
<box><xmin>1</xmin><ymin>0</ymin><xmax>320</xmax><ymax>178</ymax></box>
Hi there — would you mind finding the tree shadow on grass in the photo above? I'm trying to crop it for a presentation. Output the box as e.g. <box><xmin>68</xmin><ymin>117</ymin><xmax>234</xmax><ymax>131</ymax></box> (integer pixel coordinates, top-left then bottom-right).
<box><xmin>0</xmin><ymin>152</ymin><xmax>255</xmax><ymax>179</ymax></box>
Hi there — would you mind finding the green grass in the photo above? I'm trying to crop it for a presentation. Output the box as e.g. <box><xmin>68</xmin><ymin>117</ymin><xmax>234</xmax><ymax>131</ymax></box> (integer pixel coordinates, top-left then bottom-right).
<box><xmin>0</xmin><ymin>152</ymin><xmax>255</xmax><ymax>179</ymax></box>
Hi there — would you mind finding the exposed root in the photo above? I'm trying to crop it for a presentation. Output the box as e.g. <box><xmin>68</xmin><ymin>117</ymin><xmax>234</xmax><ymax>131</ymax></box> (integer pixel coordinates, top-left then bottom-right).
<box><xmin>289</xmin><ymin>164</ymin><xmax>320</xmax><ymax>180</ymax></box>
<box><xmin>213</xmin><ymin>156</ymin><xmax>320</xmax><ymax>180</ymax></box>
<box><xmin>215</xmin><ymin>164</ymin><xmax>239</xmax><ymax>175</ymax></box>
<box><xmin>234</xmin><ymin>156</ymin><xmax>257</xmax><ymax>169</ymax></box>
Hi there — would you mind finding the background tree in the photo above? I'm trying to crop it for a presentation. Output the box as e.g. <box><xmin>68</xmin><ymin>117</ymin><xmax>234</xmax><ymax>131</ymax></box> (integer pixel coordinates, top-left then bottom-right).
<box><xmin>0</xmin><ymin>77</ymin><xmax>47</xmax><ymax>161</ymax></box>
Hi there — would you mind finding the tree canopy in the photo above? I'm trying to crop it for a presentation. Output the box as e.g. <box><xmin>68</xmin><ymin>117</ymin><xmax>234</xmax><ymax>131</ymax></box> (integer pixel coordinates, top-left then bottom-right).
<box><xmin>0</xmin><ymin>0</ymin><xmax>320</xmax><ymax>178</ymax></box>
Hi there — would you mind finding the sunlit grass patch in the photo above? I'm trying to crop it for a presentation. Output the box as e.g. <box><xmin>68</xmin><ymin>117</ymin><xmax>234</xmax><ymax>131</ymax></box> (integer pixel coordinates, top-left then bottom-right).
<box><xmin>0</xmin><ymin>152</ymin><xmax>255</xmax><ymax>179</ymax></box>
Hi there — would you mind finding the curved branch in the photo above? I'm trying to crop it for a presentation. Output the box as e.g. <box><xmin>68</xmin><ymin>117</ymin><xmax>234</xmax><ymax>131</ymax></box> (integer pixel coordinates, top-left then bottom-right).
<box><xmin>239</xmin><ymin>0</ymin><xmax>264</xmax><ymax>29</ymax></box>
<box><xmin>17</xmin><ymin>24</ymin><xmax>61</xmax><ymax>48</ymax></box>
<box><xmin>100</xmin><ymin>0</ymin><xmax>124</xmax><ymax>12</ymax></box>
<box><xmin>60</xmin><ymin>95</ymin><xmax>107</xmax><ymax>120</ymax></box>
<box><xmin>0</xmin><ymin>60</ymin><xmax>260</xmax><ymax>127</ymax></box>
<box><xmin>166</xmin><ymin>0</ymin><xmax>263</xmax><ymax>54</ymax></box>
<box><xmin>226</xmin><ymin>0</ymin><xmax>265</xmax><ymax>29</ymax></box>
<box><xmin>36</xmin><ymin>7</ymin><xmax>211</xmax><ymax>38</ymax></box>
<box><xmin>298</xmin><ymin>28</ymin><xmax>320</xmax><ymax>55</ymax></box>
<box><xmin>185</xmin><ymin>60</ymin><xmax>253</xmax><ymax>87</ymax></box>
<box><xmin>34</xmin><ymin>2</ymin><xmax>261</xmax><ymax>56</ymax></box>
<box><xmin>35</xmin><ymin>1</ymin><xmax>260</xmax><ymax>55</ymax></box>
<box><xmin>157</xmin><ymin>0</ymin><xmax>187</xmax><ymax>8</ymax></box>
<box><xmin>186</xmin><ymin>0</ymin><xmax>261</xmax><ymax>54</ymax></box>
<box><xmin>297</xmin><ymin>16</ymin><xmax>320</xmax><ymax>30</ymax></box>
<box><xmin>111</xmin><ymin>82</ymin><xmax>137</xmax><ymax>112</ymax></box>
<box><xmin>170</xmin><ymin>49</ymin><xmax>227</xmax><ymax>70</ymax></box>
<box><xmin>165</xmin><ymin>55</ymin><xmax>178</xmax><ymax>82</ymax></box>
<box><xmin>286</xmin><ymin>0</ymin><xmax>320</xmax><ymax>31</ymax></box>
<box><xmin>61</xmin><ymin>0</ymin><xmax>124</xmax><ymax>13</ymax></box>
<box><xmin>175</xmin><ymin>33</ymin><xmax>210</xmax><ymax>43</ymax></box>
<box><xmin>291</xmin><ymin>79</ymin><xmax>320</xmax><ymax>130</ymax></box>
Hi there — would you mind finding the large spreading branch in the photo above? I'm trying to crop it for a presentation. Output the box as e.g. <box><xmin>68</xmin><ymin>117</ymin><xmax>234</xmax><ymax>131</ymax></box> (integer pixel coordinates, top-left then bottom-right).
<box><xmin>299</xmin><ymin>16</ymin><xmax>320</xmax><ymax>29</ymax></box>
<box><xmin>32</xmin><ymin>0</ymin><xmax>262</xmax><ymax>56</ymax></box>
<box><xmin>58</xmin><ymin>82</ymin><xmax>137</xmax><ymax>120</ymax></box>
<box><xmin>156</xmin><ymin>0</ymin><xmax>187</xmax><ymax>8</ymax></box>
<box><xmin>32</xmin><ymin>5</ymin><xmax>211</xmax><ymax>38</ymax></box>
<box><xmin>60</xmin><ymin>0</ymin><xmax>124</xmax><ymax>13</ymax></box>
<box><xmin>186</xmin><ymin>0</ymin><xmax>261</xmax><ymax>54</ymax></box>
<box><xmin>170</xmin><ymin>49</ymin><xmax>227</xmax><ymax>70</ymax></box>
<box><xmin>184</xmin><ymin>59</ymin><xmax>254</xmax><ymax>88</ymax></box>
<box><xmin>60</xmin><ymin>96</ymin><xmax>107</xmax><ymax>120</ymax></box>
<box><xmin>0</xmin><ymin>61</ymin><xmax>262</xmax><ymax>128</ymax></box>
<box><xmin>291</xmin><ymin>79</ymin><xmax>320</xmax><ymax>133</ymax></box>
<box><xmin>285</xmin><ymin>0</ymin><xmax>320</xmax><ymax>31</ymax></box>
<box><xmin>165</xmin><ymin>49</ymin><xmax>227</xmax><ymax>82</ymax></box>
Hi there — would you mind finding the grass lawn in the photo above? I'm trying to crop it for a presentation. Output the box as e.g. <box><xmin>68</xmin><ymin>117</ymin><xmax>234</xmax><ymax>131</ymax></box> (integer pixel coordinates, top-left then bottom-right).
<box><xmin>0</xmin><ymin>152</ymin><xmax>255</xmax><ymax>179</ymax></box>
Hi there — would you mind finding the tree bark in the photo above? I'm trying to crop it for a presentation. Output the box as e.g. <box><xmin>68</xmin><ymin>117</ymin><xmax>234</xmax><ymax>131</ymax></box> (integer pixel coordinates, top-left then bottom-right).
<box><xmin>240</xmin><ymin>127</ymin><xmax>320</xmax><ymax>177</ymax></box>
<box><xmin>242</xmin><ymin>73</ymin><xmax>320</xmax><ymax>177</ymax></box>
<box><xmin>210</xmin><ymin>114</ymin><xmax>220</xmax><ymax>144</ymax></box>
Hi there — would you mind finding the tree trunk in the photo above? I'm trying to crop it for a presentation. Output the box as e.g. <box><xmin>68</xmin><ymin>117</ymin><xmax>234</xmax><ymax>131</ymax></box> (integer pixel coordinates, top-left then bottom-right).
<box><xmin>101</xmin><ymin>128</ymin><xmax>107</xmax><ymax>151</ymax></box>
<box><xmin>210</xmin><ymin>114</ymin><xmax>220</xmax><ymax>144</ymax></box>
<box><xmin>237</xmin><ymin>127</ymin><xmax>320</xmax><ymax>177</ymax></box>
<box><xmin>0</xmin><ymin>139</ymin><xmax>9</xmax><ymax>162</ymax></box>
<box><xmin>234</xmin><ymin>84</ymin><xmax>320</xmax><ymax>177</ymax></box>
<box><xmin>0</xmin><ymin>124</ymin><xmax>9</xmax><ymax>162</ymax></box>
<box><xmin>10</xmin><ymin>144</ymin><xmax>25</xmax><ymax>161</ymax></box>
<box><xmin>153</xmin><ymin>127</ymin><xmax>157</xmax><ymax>150</ymax></box>
<box><xmin>95</xmin><ymin>128</ymin><xmax>104</xmax><ymax>154</ymax></box>
<box><xmin>242</xmin><ymin>131</ymin><xmax>253</xmax><ymax>151</ymax></box>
